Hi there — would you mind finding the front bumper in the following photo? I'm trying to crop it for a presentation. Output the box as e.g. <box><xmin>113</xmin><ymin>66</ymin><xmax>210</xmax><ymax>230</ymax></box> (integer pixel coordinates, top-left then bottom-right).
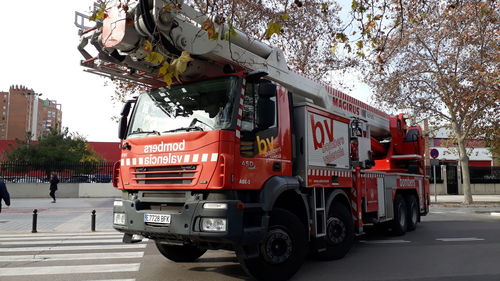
<box><xmin>113</xmin><ymin>192</ymin><xmax>265</xmax><ymax>249</ymax></box>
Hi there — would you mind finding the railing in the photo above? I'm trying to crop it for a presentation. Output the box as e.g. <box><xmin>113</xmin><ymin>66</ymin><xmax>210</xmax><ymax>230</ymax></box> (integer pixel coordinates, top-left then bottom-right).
<box><xmin>469</xmin><ymin>166</ymin><xmax>500</xmax><ymax>184</ymax></box>
<box><xmin>426</xmin><ymin>165</ymin><xmax>500</xmax><ymax>184</ymax></box>
<box><xmin>426</xmin><ymin>166</ymin><xmax>444</xmax><ymax>183</ymax></box>
<box><xmin>0</xmin><ymin>161</ymin><xmax>114</xmax><ymax>183</ymax></box>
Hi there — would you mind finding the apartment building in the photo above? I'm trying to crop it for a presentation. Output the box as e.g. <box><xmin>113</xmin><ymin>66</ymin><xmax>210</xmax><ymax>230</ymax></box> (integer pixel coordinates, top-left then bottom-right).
<box><xmin>0</xmin><ymin>85</ymin><xmax>62</xmax><ymax>140</ymax></box>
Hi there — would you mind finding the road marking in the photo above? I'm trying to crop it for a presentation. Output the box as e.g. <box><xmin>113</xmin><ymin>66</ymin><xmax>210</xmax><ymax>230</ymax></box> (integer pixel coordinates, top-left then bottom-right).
<box><xmin>0</xmin><ymin>234</ymin><xmax>123</xmax><ymax>241</ymax></box>
<box><xmin>0</xmin><ymin>239</ymin><xmax>124</xmax><ymax>245</ymax></box>
<box><xmin>0</xmin><ymin>243</ymin><xmax>147</xmax><ymax>252</ymax></box>
<box><xmin>436</xmin><ymin>237</ymin><xmax>485</xmax><ymax>242</ymax></box>
<box><xmin>0</xmin><ymin>263</ymin><xmax>141</xmax><ymax>276</ymax></box>
<box><xmin>0</xmin><ymin>231</ymin><xmax>119</xmax><ymax>238</ymax></box>
<box><xmin>430</xmin><ymin>211</ymin><xmax>445</xmax><ymax>214</ymax></box>
<box><xmin>0</xmin><ymin>251</ymin><xmax>144</xmax><ymax>262</ymax></box>
<box><xmin>360</xmin><ymin>240</ymin><xmax>411</xmax><ymax>244</ymax></box>
<box><xmin>491</xmin><ymin>212</ymin><xmax>500</xmax><ymax>216</ymax></box>
<box><xmin>85</xmin><ymin>279</ymin><xmax>135</xmax><ymax>281</ymax></box>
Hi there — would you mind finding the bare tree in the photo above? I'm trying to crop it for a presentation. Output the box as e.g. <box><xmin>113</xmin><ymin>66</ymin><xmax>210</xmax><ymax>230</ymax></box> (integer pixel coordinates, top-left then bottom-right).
<box><xmin>363</xmin><ymin>1</ymin><xmax>499</xmax><ymax>204</ymax></box>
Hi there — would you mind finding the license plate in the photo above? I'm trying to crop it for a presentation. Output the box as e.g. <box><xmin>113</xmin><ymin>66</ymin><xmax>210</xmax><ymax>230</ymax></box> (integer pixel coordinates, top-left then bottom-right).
<box><xmin>144</xmin><ymin>213</ymin><xmax>171</xmax><ymax>224</ymax></box>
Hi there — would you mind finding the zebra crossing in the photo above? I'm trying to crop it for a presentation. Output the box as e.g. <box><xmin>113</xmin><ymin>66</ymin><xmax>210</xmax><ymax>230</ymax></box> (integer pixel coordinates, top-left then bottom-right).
<box><xmin>0</xmin><ymin>230</ymin><xmax>148</xmax><ymax>280</ymax></box>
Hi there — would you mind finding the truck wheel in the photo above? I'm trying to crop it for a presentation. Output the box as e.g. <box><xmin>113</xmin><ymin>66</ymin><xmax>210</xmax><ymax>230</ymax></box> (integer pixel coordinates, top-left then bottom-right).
<box><xmin>238</xmin><ymin>208</ymin><xmax>307</xmax><ymax>281</ymax></box>
<box><xmin>405</xmin><ymin>194</ymin><xmax>419</xmax><ymax>231</ymax></box>
<box><xmin>316</xmin><ymin>203</ymin><xmax>354</xmax><ymax>260</ymax></box>
<box><xmin>392</xmin><ymin>194</ymin><xmax>408</xmax><ymax>236</ymax></box>
<box><xmin>155</xmin><ymin>243</ymin><xmax>207</xmax><ymax>262</ymax></box>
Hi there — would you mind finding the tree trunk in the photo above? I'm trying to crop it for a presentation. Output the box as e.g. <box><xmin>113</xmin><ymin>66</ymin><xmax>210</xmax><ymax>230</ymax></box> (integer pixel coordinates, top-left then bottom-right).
<box><xmin>451</xmin><ymin>120</ymin><xmax>473</xmax><ymax>205</ymax></box>
<box><xmin>457</xmin><ymin>139</ymin><xmax>473</xmax><ymax>205</ymax></box>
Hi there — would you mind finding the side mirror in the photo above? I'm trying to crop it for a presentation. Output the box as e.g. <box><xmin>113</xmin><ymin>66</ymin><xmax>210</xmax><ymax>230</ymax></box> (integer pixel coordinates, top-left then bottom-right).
<box><xmin>120</xmin><ymin>102</ymin><xmax>132</xmax><ymax>116</ymax></box>
<box><xmin>118</xmin><ymin>116</ymin><xmax>128</xmax><ymax>140</ymax></box>
<box><xmin>118</xmin><ymin>100</ymin><xmax>135</xmax><ymax>140</ymax></box>
<box><xmin>258</xmin><ymin>82</ymin><xmax>277</xmax><ymax>98</ymax></box>
<box><xmin>246</xmin><ymin>70</ymin><xmax>268</xmax><ymax>83</ymax></box>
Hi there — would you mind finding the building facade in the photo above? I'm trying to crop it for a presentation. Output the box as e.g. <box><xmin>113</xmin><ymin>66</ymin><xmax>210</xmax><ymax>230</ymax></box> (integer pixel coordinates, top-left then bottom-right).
<box><xmin>0</xmin><ymin>85</ymin><xmax>62</xmax><ymax>141</ymax></box>
<box><xmin>428</xmin><ymin>128</ymin><xmax>495</xmax><ymax>195</ymax></box>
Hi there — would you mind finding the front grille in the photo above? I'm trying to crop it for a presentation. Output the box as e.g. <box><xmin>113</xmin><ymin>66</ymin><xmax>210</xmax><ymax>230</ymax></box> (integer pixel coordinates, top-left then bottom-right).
<box><xmin>133</xmin><ymin>165</ymin><xmax>198</xmax><ymax>185</ymax></box>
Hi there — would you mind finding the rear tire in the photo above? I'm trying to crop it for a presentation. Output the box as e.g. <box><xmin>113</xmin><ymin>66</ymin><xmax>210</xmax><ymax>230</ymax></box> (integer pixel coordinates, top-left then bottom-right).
<box><xmin>391</xmin><ymin>194</ymin><xmax>407</xmax><ymax>236</ymax></box>
<box><xmin>315</xmin><ymin>203</ymin><xmax>355</xmax><ymax>260</ymax></box>
<box><xmin>155</xmin><ymin>243</ymin><xmax>207</xmax><ymax>262</ymax></box>
<box><xmin>238</xmin><ymin>208</ymin><xmax>307</xmax><ymax>281</ymax></box>
<box><xmin>405</xmin><ymin>194</ymin><xmax>419</xmax><ymax>231</ymax></box>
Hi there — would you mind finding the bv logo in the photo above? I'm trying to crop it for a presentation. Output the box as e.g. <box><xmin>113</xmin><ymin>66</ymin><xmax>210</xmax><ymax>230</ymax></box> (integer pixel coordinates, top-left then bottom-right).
<box><xmin>257</xmin><ymin>136</ymin><xmax>274</xmax><ymax>155</ymax></box>
<box><xmin>310</xmin><ymin>114</ymin><xmax>334</xmax><ymax>150</ymax></box>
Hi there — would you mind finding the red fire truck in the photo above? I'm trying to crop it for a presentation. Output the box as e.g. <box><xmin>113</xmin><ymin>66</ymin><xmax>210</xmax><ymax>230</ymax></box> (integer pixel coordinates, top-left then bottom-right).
<box><xmin>76</xmin><ymin>1</ymin><xmax>430</xmax><ymax>280</ymax></box>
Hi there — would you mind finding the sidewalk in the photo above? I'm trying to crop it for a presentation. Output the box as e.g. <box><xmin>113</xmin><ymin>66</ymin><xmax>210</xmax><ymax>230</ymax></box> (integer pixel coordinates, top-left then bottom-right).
<box><xmin>1</xmin><ymin>196</ymin><xmax>499</xmax><ymax>234</ymax></box>
<box><xmin>0</xmin><ymin>198</ymin><xmax>116</xmax><ymax>234</ymax></box>
<box><xmin>431</xmin><ymin>195</ymin><xmax>500</xmax><ymax>204</ymax></box>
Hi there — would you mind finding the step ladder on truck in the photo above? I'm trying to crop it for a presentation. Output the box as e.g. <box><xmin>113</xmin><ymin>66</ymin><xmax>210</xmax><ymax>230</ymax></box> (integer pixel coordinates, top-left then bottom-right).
<box><xmin>75</xmin><ymin>1</ymin><xmax>430</xmax><ymax>280</ymax></box>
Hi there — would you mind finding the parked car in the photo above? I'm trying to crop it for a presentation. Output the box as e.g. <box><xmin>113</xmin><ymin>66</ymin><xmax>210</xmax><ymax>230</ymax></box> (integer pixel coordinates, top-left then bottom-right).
<box><xmin>91</xmin><ymin>174</ymin><xmax>112</xmax><ymax>183</ymax></box>
<box><xmin>12</xmin><ymin>177</ymin><xmax>43</xmax><ymax>183</ymax></box>
<box><xmin>62</xmin><ymin>175</ymin><xmax>92</xmax><ymax>183</ymax></box>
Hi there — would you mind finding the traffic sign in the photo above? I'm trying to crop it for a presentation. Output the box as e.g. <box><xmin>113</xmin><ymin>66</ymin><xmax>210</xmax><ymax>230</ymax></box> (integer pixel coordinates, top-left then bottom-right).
<box><xmin>430</xmin><ymin>148</ymin><xmax>439</xmax><ymax>159</ymax></box>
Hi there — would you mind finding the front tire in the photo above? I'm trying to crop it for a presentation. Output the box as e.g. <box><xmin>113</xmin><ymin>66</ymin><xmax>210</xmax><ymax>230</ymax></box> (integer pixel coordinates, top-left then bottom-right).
<box><xmin>238</xmin><ymin>208</ymin><xmax>307</xmax><ymax>281</ymax></box>
<box><xmin>316</xmin><ymin>203</ymin><xmax>355</xmax><ymax>260</ymax></box>
<box><xmin>391</xmin><ymin>194</ymin><xmax>408</xmax><ymax>236</ymax></box>
<box><xmin>155</xmin><ymin>243</ymin><xmax>207</xmax><ymax>262</ymax></box>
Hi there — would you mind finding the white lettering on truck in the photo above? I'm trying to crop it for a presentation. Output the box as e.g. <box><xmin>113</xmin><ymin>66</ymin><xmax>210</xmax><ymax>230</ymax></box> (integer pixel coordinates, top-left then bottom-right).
<box><xmin>144</xmin><ymin>140</ymin><xmax>186</xmax><ymax>153</ymax></box>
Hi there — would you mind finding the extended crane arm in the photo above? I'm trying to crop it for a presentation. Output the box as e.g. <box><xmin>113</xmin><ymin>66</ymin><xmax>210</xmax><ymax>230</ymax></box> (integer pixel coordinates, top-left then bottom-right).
<box><xmin>76</xmin><ymin>0</ymin><xmax>389</xmax><ymax>133</ymax></box>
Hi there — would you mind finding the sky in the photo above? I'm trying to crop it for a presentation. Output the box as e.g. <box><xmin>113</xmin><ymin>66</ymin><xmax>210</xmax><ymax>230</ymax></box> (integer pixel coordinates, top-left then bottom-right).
<box><xmin>0</xmin><ymin>0</ymin><xmax>372</xmax><ymax>142</ymax></box>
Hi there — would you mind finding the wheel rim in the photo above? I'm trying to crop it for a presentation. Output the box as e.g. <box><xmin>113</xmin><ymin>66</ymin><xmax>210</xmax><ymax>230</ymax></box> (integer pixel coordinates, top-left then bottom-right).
<box><xmin>326</xmin><ymin>217</ymin><xmax>346</xmax><ymax>245</ymax></box>
<box><xmin>262</xmin><ymin>228</ymin><xmax>293</xmax><ymax>264</ymax></box>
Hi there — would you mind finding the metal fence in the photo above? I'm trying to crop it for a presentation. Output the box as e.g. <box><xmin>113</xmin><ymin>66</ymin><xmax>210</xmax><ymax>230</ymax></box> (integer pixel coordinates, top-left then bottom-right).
<box><xmin>426</xmin><ymin>166</ymin><xmax>444</xmax><ymax>183</ymax></box>
<box><xmin>426</xmin><ymin>165</ymin><xmax>500</xmax><ymax>184</ymax></box>
<box><xmin>0</xmin><ymin>161</ymin><xmax>114</xmax><ymax>183</ymax></box>
<box><xmin>469</xmin><ymin>166</ymin><xmax>500</xmax><ymax>184</ymax></box>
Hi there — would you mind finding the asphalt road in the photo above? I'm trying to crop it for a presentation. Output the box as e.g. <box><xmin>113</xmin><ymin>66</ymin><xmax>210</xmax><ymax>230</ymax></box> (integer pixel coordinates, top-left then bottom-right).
<box><xmin>1</xmin><ymin>206</ymin><xmax>500</xmax><ymax>281</ymax></box>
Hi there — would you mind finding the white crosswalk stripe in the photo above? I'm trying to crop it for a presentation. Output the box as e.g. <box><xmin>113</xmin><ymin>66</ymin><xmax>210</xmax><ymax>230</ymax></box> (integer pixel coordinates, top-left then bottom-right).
<box><xmin>0</xmin><ymin>251</ymin><xmax>144</xmax><ymax>262</ymax></box>
<box><xmin>0</xmin><ymin>263</ymin><xmax>141</xmax><ymax>276</ymax></box>
<box><xmin>0</xmin><ymin>243</ymin><xmax>147</xmax><ymax>252</ymax></box>
<box><xmin>0</xmin><ymin>234</ymin><xmax>123</xmax><ymax>241</ymax></box>
<box><xmin>0</xmin><ymin>231</ymin><xmax>147</xmax><ymax>279</ymax></box>
<box><xmin>0</xmin><ymin>238</ymin><xmax>124</xmax><ymax>245</ymax></box>
<box><xmin>0</xmin><ymin>231</ymin><xmax>119</xmax><ymax>238</ymax></box>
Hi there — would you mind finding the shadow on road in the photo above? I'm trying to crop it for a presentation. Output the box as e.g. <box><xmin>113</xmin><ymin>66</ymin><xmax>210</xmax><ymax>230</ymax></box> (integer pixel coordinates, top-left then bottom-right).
<box><xmin>190</xmin><ymin>264</ymin><xmax>250</xmax><ymax>280</ymax></box>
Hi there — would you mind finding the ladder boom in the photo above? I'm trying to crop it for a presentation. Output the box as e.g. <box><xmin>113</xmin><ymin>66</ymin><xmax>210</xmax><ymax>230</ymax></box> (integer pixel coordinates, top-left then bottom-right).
<box><xmin>76</xmin><ymin>0</ymin><xmax>390</xmax><ymax>134</ymax></box>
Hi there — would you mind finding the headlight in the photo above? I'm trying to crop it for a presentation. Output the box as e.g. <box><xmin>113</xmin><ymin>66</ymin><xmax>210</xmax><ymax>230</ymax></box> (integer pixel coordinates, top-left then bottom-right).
<box><xmin>201</xmin><ymin>218</ymin><xmax>227</xmax><ymax>232</ymax></box>
<box><xmin>114</xmin><ymin>213</ymin><xmax>126</xmax><ymax>225</ymax></box>
<box><xmin>203</xmin><ymin>203</ymin><xmax>227</xmax><ymax>209</ymax></box>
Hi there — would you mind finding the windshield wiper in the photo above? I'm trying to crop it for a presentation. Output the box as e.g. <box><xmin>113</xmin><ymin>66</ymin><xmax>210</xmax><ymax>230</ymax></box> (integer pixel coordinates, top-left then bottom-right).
<box><xmin>129</xmin><ymin>130</ymin><xmax>161</xmax><ymax>136</ymax></box>
<box><xmin>162</xmin><ymin>126</ymin><xmax>204</xmax><ymax>133</ymax></box>
<box><xmin>189</xmin><ymin>118</ymin><xmax>214</xmax><ymax>129</ymax></box>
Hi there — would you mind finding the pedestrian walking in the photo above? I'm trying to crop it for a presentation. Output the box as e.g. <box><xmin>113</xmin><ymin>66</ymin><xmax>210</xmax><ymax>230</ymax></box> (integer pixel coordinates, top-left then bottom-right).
<box><xmin>49</xmin><ymin>172</ymin><xmax>59</xmax><ymax>203</ymax></box>
<box><xmin>0</xmin><ymin>179</ymin><xmax>10</xmax><ymax>213</ymax></box>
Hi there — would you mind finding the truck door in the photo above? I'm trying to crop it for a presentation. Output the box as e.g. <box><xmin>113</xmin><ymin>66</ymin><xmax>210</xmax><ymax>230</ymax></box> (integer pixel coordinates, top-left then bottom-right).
<box><xmin>234</xmin><ymin>79</ymin><xmax>291</xmax><ymax>189</ymax></box>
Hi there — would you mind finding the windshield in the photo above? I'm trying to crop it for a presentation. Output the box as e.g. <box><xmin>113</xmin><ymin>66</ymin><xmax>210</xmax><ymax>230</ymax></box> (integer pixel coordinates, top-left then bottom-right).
<box><xmin>127</xmin><ymin>76</ymin><xmax>240</xmax><ymax>138</ymax></box>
